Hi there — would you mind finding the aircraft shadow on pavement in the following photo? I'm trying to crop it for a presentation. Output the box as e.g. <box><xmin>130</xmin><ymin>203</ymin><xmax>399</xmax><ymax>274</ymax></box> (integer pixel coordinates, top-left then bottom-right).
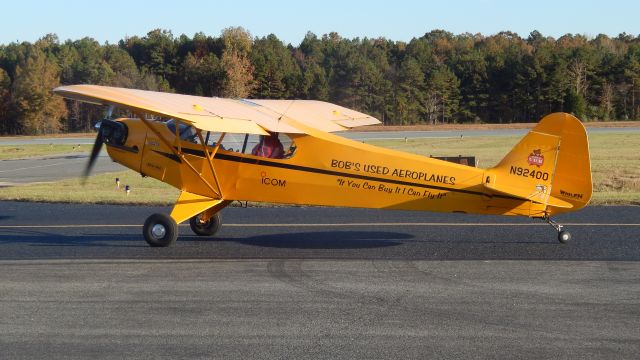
<box><xmin>219</xmin><ymin>231</ymin><xmax>412</xmax><ymax>249</ymax></box>
<box><xmin>1</xmin><ymin>227</ymin><xmax>637</xmax><ymax>261</ymax></box>
<box><xmin>0</xmin><ymin>229</ymin><xmax>411</xmax><ymax>250</ymax></box>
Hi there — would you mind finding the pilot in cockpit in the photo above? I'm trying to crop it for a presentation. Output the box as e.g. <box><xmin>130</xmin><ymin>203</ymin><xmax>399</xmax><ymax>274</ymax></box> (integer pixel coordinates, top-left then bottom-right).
<box><xmin>251</xmin><ymin>132</ymin><xmax>285</xmax><ymax>159</ymax></box>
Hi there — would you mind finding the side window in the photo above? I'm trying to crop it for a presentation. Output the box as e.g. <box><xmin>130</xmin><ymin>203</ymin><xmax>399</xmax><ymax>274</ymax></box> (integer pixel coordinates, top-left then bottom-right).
<box><xmin>203</xmin><ymin>132</ymin><xmax>246</xmax><ymax>152</ymax></box>
<box><xmin>204</xmin><ymin>132</ymin><xmax>296</xmax><ymax>159</ymax></box>
<box><xmin>280</xmin><ymin>135</ymin><xmax>296</xmax><ymax>159</ymax></box>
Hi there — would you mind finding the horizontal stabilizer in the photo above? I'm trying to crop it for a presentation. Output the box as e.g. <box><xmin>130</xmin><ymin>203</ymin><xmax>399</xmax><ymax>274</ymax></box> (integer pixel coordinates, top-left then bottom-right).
<box><xmin>484</xmin><ymin>181</ymin><xmax>573</xmax><ymax>208</ymax></box>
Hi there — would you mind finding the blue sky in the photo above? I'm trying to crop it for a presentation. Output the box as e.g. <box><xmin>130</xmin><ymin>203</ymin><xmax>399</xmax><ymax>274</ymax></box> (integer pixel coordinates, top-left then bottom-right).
<box><xmin>1</xmin><ymin>0</ymin><xmax>638</xmax><ymax>45</ymax></box>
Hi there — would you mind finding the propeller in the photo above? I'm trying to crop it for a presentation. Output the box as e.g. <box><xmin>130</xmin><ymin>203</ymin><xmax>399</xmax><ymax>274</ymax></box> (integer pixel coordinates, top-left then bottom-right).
<box><xmin>82</xmin><ymin>105</ymin><xmax>114</xmax><ymax>183</ymax></box>
<box><xmin>83</xmin><ymin>127</ymin><xmax>104</xmax><ymax>182</ymax></box>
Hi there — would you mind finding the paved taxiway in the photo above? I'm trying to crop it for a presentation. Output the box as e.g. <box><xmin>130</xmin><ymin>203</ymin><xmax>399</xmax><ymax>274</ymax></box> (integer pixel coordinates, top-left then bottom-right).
<box><xmin>0</xmin><ymin>152</ymin><xmax>123</xmax><ymax>186</ymax></box>
<box><xmin>1</xmin><ymin>202</ymin><xmax>639</xmax><ymax>358</ymax></box>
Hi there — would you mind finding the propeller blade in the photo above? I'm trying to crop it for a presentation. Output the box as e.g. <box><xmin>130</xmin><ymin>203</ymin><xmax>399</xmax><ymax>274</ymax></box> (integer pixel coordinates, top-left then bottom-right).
<box><xmin>82</xmin><ymin>130</ymin><xmax>103</xmax><ymax>183</ymax></box>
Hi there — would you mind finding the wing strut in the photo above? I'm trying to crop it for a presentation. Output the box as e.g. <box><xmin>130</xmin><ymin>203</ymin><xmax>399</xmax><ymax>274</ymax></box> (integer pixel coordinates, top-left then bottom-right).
<box><xmin>195</xmin><ymin>129</ymin><xmax>225</xmax><ymax>196</ymax></box>
<box><xmin>135</xmin><ymin>113</ymin><xmax>223</xmax><ymax>199</ymax></box>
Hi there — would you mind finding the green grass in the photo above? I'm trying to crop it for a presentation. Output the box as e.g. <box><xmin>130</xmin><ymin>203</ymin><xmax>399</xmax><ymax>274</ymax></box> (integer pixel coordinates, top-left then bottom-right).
<box><xmin>369</xmin><ymin>135</ymin><xmax>515</xmax><ymax>168</ymax></box>
<box><xmin>0</xmin><ymin>144</ymin><xmax>90</xmax><ymax>159</ymax></box>
<box><xmin>0</xmin><ymin>171</ymin><xmax>179</xmax><ymax>205</ymax></box>
<box><xmin>0</xmin><ymin>132</ymin><xmax>638</xmax><ymax>205</ymax></box>
<box><xmin>369</xmin><ymin>132</ymin><xmax>640</xmax><ymax>205</ymax></box>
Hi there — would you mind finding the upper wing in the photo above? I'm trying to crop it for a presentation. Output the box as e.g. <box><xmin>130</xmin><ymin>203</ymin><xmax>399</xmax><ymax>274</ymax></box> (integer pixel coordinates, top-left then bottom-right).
<box><xmin>243</xmin><ymin>99</ymin><xmax>381</xmax><ymax>131</ymax></box>
<box><xmin>54</xmin><ymin>85</ymin><xmax>269</xmax><ymax>135</ymax></box>
<box><xmin>53</xmin><ymin>85</ymin><xmax>380</xmax><ymax>134</ymax></box>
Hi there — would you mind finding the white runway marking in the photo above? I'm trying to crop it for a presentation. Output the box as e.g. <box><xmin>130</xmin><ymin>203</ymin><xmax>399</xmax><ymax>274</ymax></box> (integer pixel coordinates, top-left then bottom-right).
<box><xmin>0</xmin><ymin>222</ymin><xmax>638</xmax><ymax>229</ymax></box>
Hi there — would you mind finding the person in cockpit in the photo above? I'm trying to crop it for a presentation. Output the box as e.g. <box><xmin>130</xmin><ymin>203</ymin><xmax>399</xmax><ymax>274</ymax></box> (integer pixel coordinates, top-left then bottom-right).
<box><xmin>251</xmin><ymin>132</ymin><xmax>285</xmax><ymax>159</ymax></box>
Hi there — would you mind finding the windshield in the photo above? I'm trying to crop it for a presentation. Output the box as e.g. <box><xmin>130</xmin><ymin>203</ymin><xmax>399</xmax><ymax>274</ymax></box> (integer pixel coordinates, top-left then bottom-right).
<box><xmin>165</xmin><ymin>119</ymin><xmax>197</xmax><ymax>143</ymax></box>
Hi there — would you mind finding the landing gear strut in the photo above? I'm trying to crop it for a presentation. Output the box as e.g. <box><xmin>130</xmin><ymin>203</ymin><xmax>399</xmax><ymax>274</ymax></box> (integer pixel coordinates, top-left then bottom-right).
<box><xmin>189</xmin><ymin>212</ymin><xmax>222</xmax><ymax>236</ymax></box>
<box><xmin>544</xmin><ymin>216</ymin><xmax>571</xmax><ymax>244</ymax></box>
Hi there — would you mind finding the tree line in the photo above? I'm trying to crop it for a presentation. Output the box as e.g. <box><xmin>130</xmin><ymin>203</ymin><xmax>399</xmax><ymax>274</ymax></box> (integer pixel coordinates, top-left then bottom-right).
<box><xmin>1</xmin><ymin>27</ymin><xmax>639</xmax><ymax>135</ymax></box>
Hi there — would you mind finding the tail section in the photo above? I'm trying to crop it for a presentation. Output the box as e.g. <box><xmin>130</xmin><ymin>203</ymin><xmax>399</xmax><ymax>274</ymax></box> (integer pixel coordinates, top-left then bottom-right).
<box><xmin>484</xmin><ymin>113</ymin><xmax>592</xmax><ymax>215</ymax></box>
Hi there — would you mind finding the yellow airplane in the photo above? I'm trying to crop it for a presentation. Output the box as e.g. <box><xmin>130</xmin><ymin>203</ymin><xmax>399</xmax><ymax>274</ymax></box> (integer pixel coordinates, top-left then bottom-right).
<box><xmin>53</xmin><ymin>85</ymin><xmax>592</xmax><ymax>247</ymax></box>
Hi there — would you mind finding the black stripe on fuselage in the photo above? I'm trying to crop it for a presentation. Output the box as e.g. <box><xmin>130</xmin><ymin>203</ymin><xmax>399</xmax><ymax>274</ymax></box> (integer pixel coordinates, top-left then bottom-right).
<box><xmin>106</xmin><ymin>143</ymin><xmax>139</xmax><ymax>154</ymax></box>
<box><xmin>153</xmin><ymin>149</ymin><xmax>182</xmax><ymax>163</ymax></box>
<box><xmin>169</xmin><ymin>147</ymin><xmax>521</xmax><ymax>201</ymax></box>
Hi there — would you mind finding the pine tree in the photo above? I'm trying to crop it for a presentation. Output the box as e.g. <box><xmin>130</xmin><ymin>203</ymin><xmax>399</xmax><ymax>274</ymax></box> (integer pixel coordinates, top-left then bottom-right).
<box><xmin>623</xmin><ymin>52</ymin><xmax>640</xmax><ymax>120</ymax></box>
<box><xmin>251</xmin><ymin>34</ymin><xmax>301</xmax><ymax>99</ymax></box>
<box><xmin>220</xmin><ymin>27</ymin><xmax>255</xmax><ymax>98</ymax></box>
<box><xmin>298</xmin><ymin>58</ymin><xmax>328</xmax><ymax>101</ymax></box>
<box><xmin>395</xmin><ymin>58</ymin><xmax>426</xmax><ymax>124</ymax></box>
<box><xmin>11</xmin><ymin>47</ymin><xmax>67</xmax><ymax>134</ymax></box>
<box><xmin>0</xmin><ymin>67</ymin><xmax>12</xmax><ymax>134</ymax></box>
<box><xmin>426</xmin><ymin>66</ymin><xmax>460</xmax><ymax>123</ymax></box>
<box><xmin>182</xmin><ymin>52</ymin><xmax>222</xmax><ymax>96</ymax></box>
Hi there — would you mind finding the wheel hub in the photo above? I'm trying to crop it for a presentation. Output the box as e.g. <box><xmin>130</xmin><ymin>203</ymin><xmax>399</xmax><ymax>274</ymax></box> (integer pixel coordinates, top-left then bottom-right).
<box><xmin>151</xmin><ymin>224</ymin><xmax>166</xmax><ymax>238</ymax></box>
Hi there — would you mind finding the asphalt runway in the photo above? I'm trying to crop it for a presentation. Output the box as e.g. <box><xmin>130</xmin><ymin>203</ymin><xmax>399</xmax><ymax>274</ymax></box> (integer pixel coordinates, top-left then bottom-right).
<box><xmin>1</xmin><ymin>202</ymin><xmax>640</xmax><ymax>261</ymax></box>
<box><xmin>0</xmin><ymin>152</ymin><xmax>123</xmax><ymax>186</ymax></box>
<box><xmin>1</xmin><ymin>202</ymin><xmax>639</xmax><ymax>359</ymax></box>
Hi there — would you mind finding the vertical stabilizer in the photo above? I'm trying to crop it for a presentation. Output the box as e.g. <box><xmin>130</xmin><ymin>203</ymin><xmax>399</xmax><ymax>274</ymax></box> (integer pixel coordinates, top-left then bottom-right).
<box><xmin>484</xmin><ymin>113</ymin><xmax>592</xmax><ymax>215</ymax></box>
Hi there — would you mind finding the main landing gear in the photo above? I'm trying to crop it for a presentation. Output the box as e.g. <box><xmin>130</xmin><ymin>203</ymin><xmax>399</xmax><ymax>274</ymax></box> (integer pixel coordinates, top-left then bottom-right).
<box><xmin>544</xmin><ymin>216</ymin><xmax>571</xmax><ymax>244</ymax></box>
<box><xmin>189</xmin><ymin>212</ymin><xmax>222</xmax><ymax>236</ymax></box>
<box><xmin>142</xmin><ymin>211</ymin><xmax>223</xmax><ymax>247</ymax></box>
<box><xmin>143</xmin><ymin>213</ymin><xmax>178</xmax><ymax>247</ymax></box>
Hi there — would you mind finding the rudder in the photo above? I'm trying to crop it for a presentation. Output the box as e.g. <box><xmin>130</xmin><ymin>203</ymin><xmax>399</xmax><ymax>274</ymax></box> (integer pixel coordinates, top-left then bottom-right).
<box><xmin>484</xmin><ymin>113</ymin><xmax>592</xmax><ymax>215</ymax></box>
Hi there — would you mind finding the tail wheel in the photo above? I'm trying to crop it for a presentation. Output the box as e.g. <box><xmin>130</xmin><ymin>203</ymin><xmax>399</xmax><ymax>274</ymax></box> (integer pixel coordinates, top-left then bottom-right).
<box><xmin>143</xmin><ymin>213</ymin><xmax>178</xmax><ymax>247</ymax></box>
<box><xmin>189</xmin><ymin>212</ymin><xmax>222</xmax><ymax>236</ymax></box>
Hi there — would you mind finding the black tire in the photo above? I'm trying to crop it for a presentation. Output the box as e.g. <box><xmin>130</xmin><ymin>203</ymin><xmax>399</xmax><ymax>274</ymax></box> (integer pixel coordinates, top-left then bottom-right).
<box><xmin>558</xmin><ymin>230</ymin><xmax>571</xmax><ymax>244</ymax></box>
<box><xmin>189</xmin><ymin>212</ymin><xmax>222</xmax><ymax>236</ymax></box>
<box><xmin>143</xmin><ymin>213</ymin><xmax>178</xmax><ymax>247</ymax></box>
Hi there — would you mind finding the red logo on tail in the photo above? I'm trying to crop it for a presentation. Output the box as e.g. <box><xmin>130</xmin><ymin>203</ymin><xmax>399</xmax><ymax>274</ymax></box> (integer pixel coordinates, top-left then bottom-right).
<box><xmin>527</xmin><ymin>149</ymin><xmax>544</xmax><ymax>167</ymax></box>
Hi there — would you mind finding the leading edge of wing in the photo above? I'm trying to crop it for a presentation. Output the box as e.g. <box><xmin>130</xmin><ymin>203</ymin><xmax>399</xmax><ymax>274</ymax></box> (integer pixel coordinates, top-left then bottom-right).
<box><xmin>54</xmin><ymin>85</ymin><xmax>381</xmax><ymax>135</ymax></box>
<box><xmin>53</xmin><ymin>85</ymin><xmax>269</xmax><ymax>135</ymax></box>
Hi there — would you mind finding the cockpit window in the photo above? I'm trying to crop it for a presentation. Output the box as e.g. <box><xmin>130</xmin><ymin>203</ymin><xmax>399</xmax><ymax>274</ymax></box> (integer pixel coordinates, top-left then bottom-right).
<box><xmin>165</xmin><ymin>119</ymin><xmax>198</xmax><ymax>144</ymax></box>
<box><xmin>164</xmin><ymin>119</ymin><xmax>296</xmax><ymax>159</ymax></box>
<box><xmin>204</xmin><ymin>132</ymin><xmax>296</xmax><ymax>159</ymax></box>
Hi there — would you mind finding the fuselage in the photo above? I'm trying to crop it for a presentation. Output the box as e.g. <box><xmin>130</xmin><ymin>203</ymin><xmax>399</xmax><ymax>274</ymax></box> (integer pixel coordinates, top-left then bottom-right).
<box><xmin>106</xmin><ymin>117</ymin><xmax>550</xmax><ymax>218</ymax></box>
